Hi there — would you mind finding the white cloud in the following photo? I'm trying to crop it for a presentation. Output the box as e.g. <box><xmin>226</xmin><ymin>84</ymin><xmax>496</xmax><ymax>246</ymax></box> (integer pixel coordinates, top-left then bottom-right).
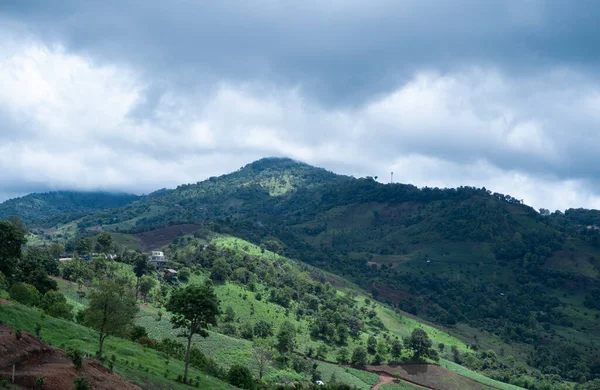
<box><xmin>1</xmin><ymin>37</ymin><xmax>600</xmax><ymax>211</ymax></box>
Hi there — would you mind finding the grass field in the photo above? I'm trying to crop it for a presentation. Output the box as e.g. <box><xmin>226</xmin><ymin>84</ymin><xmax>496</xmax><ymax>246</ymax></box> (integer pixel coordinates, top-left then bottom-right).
<box><xmin>379</xmin><ymin>382</ymin><xmax>424</xmax><ymax>390</ymax></box>
<box><xmin>439</xmin><ymin>360</ymin><xmax>526</xmax><ymax>390</ymax></box>
<box><xmin>0</xmin><ymin>302</ymin><xmax>235</xmax><ymax>389</ymax></box>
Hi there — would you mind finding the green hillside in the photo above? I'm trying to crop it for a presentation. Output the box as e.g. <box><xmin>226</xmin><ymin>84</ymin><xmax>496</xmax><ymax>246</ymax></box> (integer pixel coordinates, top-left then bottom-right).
<box><xmin>7</xmin><ymin>157</ymin><xmax>600</xmax><ymax>388</ymax></box>
<box><xmin>0</xmin><ymin>190</ymin><xmax>140</xmax><ymax>225</ymax></box>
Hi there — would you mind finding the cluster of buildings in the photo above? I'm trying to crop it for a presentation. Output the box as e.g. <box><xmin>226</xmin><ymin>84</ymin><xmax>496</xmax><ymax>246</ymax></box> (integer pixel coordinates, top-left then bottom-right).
<box><xmin>58</xmin><ymin>250</ymin><xmax>177</xmax><ymax>280</ymax></box>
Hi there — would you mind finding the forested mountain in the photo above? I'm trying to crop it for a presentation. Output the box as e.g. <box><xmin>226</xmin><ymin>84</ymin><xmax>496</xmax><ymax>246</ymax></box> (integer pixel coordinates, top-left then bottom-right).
<box><xmin>11</xmin><ymin>157</ymin><xmax>600</xmax><ymax>385</ymax></box>
<box><xmin>0</xmin><ymin>191</ymin><xmax>141</xmax><ymax>225</ymax></box>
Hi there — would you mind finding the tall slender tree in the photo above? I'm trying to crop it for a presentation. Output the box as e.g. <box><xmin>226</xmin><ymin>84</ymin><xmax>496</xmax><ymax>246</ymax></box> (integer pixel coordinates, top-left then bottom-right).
<box><xmin>81</xmin><ymin>278</ymin><xmax>138</xmax><ymax>359</ymax></box>
<box><xmin>166</xmin><ymin>282</ymin><xmax>220</xmax><ymax>384</ymax></box>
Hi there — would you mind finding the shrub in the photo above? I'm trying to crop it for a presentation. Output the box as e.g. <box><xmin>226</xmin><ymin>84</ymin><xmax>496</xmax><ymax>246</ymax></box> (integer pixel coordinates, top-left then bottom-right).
<box><xmin>130</xmin><ymin>325</ymin><xmax>148</xmax><ymax>341</ymax></box>
<box><xmin>9</xmin><ymin>283</ymin><xmax>40</xmax><ymax>306</ymax></box>
<box><xmin>73</xmin><ymin>377</ymin><xmax>91</xmax><ymax>390</ymax></box>
<box><xmin>35</xmin><ymin>376</ymin><xmax>46</xmax><ymax>389</ymax></box>
<box><xmin>66</xmin><ymin>348</ymin><xmax>84</xmax><ymax>369</ymax></box>
<box><xmin>227</xmin><ymin>365</ymin><xmax>255</xmax><ymax>389</ymax></box>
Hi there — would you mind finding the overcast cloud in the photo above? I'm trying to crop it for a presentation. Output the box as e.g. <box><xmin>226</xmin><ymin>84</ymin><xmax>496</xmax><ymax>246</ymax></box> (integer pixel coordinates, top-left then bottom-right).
<box><xmin>1</xmin><ymin>0</ymin><xmax>600</xmax><ymax>211</ymax></box>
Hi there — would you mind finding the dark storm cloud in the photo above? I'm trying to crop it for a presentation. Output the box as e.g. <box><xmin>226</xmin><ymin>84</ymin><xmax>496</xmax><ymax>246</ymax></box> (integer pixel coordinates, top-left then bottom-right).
<box><xmin>3</xmin><ymin>0</ymin><xmax>600</xmax><ymax>105</ymax></box>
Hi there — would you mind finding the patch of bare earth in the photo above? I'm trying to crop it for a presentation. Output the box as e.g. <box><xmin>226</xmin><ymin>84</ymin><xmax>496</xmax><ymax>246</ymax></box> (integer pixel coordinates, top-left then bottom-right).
<box><xmin>134</xmin><ymin>224</ymin><xmax>202</xmax><ymax>251</ymax></box>
<box><xmin>0</xmin><ymin>325</ymin><xmax>140</xmax><ymax>390</ymax></box>
<box><xmin>364</xmin><ymin>364</ymin><xmax>495</xmax><ymax>390</ymax></box>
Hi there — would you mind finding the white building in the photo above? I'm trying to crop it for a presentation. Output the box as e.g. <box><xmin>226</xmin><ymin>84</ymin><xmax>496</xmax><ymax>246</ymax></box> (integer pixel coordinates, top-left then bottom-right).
<box><xmin>149</xmin><ymin>251</ymin><xmax>168</xmax><ymax>268</ymax></box>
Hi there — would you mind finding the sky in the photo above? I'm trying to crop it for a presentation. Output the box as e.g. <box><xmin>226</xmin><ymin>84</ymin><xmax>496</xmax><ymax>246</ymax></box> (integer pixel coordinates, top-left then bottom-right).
<box><xmin>1</xmin><ymin>1</ymin><xmax>600</xmax><ymax>211</ymax></box>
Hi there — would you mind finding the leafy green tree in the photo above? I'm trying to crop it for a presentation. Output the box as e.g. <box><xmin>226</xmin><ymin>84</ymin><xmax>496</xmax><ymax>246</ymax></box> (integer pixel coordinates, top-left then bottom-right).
<box><xmin>0</xmin><ymin>220</ymin><xmax>26</xmax><ymax>279</ymax></box>
<box><xmin>227</xmin><ymin>365</ymin><xmax>255</xmax><ymax>389</ymax></box>
<box><xmin>337</xmin><ymin>347</ymin><xmax>349</xmax><ymax>364</ymax></box>
<box><xmin>166</xmin><ymin>283</ymin><xmax>220</xmax><ymax>384</ymax></box>
<box><xmin>391</xmin><ymin>338</ymin><xmax>403</xmax><ymax>361</ymax></box>
<box><xmin>351</xmin><ymin>346</ymin><xmax>368</xmax><ymax>366</ymax></box>
<box><xmin>95</xmin><ymin>232</ymin><xmax>113</xmax><ymax>253</ymax></box>
<box><xmin>276</xmin><ymin>321</ymin><xmax>297</xmax><ymax>355</ymax></box>
<box><xmin>130</xmin><ymin>325</ymin><xmax>148</xmax><ymax>341</ymax></box>
<box><xmin>254</xmin><ymin>320</ymin><xmax>274</xmax><ymax>338</ymax></box>
<box><xmin>80</xmin><ymin>278</ymin><xmax>138</xmax><ymax>360</ymax></box>
<box><xmin>76</xmin><ymin>238</ymin><xmax>92</xmax><ymax>256</ymax></box>
<box><xmin>210</xmin><ymin>257</ymin><xmax>231</xmax><ymax>283</ymax></box>
<box><xmin>139</xmin><ymin>275</ymin><xmax>156</xmax><ymax>303</ymax></box>
<box><xmin>406</xmin><ymin>328</ymin><xmax>437</xmax><ymax>362</ymax></box>
<box><xmin>9</xmin><ymin>282</ymin><xmax>40</xmax><ymax>306</ymax></box>
<box><xmin>49</xmin><ymin>243</ymin><xmax>64</xmax><ymax>259</ymax></box>
<box><xmin>133</xmin><ymin>255</ymin><xmax>152</xmax><ymax>299</ymax></box>
<box><xmin>40</xmin><ymin>290</ymin><xmax>73</xmax><ymax>320</ymax></box>
<box><xmin>316</xmin><ymin>344</ymin><xmax>328</xmax><ymax>360</ymax></box>
<box><xmin>223</xmin><ymin>306</ymin><xmax>236</xmax><ymax>322</ymax></box>
<box><xmin>240</xmin><ymin>322</ymin><xmax>254</xmax><ymax>340</ymax></box>
<box><xmin>367</xmin><ymin>335</ymin><xmax>377</xmax><ymax>355</ymax></box>
<box><xmin>8</xmin><ymin>215</ymin><xmax>28</xmax><ymax>236</ymax></box>
<box><xmin>376</xmin><ymin>339</ymin><xmax>389</xmax><ymax>357</ymax></box>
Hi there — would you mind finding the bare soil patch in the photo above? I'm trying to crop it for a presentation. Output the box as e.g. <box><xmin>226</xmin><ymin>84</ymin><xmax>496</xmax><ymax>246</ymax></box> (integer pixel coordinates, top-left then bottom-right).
<box><xmin>0</xmin><ymin>325</ymin><xmax>140</xmax><ymax>390</ymax></box>
<box><xmin>364</xmin><ymin>364</ymin><xmax>495</xmax><ymax>390</ymax></box>
<box><xmin>134</xmin><ymin>224</ymin><xmax>202</xmax><ymax>251</ymax></box>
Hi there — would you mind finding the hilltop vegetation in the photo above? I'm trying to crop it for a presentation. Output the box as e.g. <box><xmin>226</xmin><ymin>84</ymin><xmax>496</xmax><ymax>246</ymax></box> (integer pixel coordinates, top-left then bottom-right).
<box><xmin>0</xmin><ymin>190</ymin><xmax>140</xmax><ymax>225</ymax></box>
<box><xmin>3</xmin><ymin>157</ymin><xmax>600</xmax><ymax>388</ymax></box>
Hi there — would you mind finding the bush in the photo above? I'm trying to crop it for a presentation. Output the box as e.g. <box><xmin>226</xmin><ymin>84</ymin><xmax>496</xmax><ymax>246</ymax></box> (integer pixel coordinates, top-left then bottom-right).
<box><xmin>130</xmin><ymin>325</ymin><xmax>148</xmax><ymax>341</ymax></box>
<box><xmin>66</xmin><ymin>348</ymin><xmax>84</xmax><ymax>369</ymax></box>
<box><xmin>9</xmin><ymin>282</ymin><xmax>40</xmax><ymax>306</ymax></box>
<box><xmin>227</xmin><ymin>365</ymin><xmax>255</xmax><ymax>389</ymax></box>
<box><xmin>73</xmin><ymin>377</ymin><xmax>91</xmax><ymax>390</ymax></box>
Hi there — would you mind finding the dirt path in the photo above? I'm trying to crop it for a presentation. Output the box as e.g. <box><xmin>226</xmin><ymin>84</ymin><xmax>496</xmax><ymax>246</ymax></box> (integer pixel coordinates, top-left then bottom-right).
<box><xmin>371</xmin><ymin>374</ymin><xmax>394</xmax><ymax>390</ymax></box>
<box><xmin>371</xmin><ymin>373</ymin><xmax>434</xmax><ymax>390</ymax></box>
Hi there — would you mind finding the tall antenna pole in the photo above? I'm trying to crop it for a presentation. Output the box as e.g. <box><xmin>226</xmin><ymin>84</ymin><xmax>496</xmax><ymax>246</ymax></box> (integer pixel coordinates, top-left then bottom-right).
<box><xmin>390</xmin><ymin>172</ymin><xmax>394</xmax><ymax>184</ymax></box>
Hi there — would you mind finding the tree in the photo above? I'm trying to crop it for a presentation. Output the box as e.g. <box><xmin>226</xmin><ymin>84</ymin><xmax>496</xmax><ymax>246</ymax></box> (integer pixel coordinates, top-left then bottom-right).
<box><xmin>367</xmin><ymin>335</ymin><xmax>377</xmax><ymax>355</ymax></box>
<box><xmin>40</xmin><ymin>290</ymin><xmax>73</xmax><ymax>320</ymax></box>
<box><xmin>76</xmin><ymin>238</ymin><xmax>92</xmax><ymax>256</ymax></box>
<box><xmin>80</xmin><ymin>278</ymin><xmax>138</xmax><ymax>360</ymax></box>
<box><xmin>139</xmin><ymin>275</ymin><xmax>156</xmax><ymax>303</ymax></box>
<box><xmin>49</xmin><ymin>243</ymin><xmax>64</xmax><ymax>259</ymax></box>
<box><xmin>253</xmin><ymin>347</ymin><xmax>272</xmax><ymax>380</ymax></box>
<box><xmin>254</xmin><ymin>320</ymin><xmax>274</xmax><ymax>338</ymax></box>
<box><xmin>8</xmin><ymin>215</ymin><xmax>27</xmax><ymax>236</ymax></box>
<box><xmin>95</xmin><ymin>232</ymin><xmax>113</xmax><ymax>254</ymax></box>
<box><xmin>130</xmin><ymin>325</ymin><xmax>148</xmax><ymax>341</ymax></box>
<box><xmin>17</xmin><ymin>248</ymin><xmax>59</xmax><ymax>294</ymax></box>
<box><xmin>316</xmin><ymin>344</ymin><xmax>328</xmax><ymax>360</ymax></box>
<box><xmin>166</xmin><ymin>283</ymin><xmax>220</xmax><ymax>384</ymax></box>
<box><xmin>133</xmin><ymin>255</ymin><xmax>151</xmax><ymax>299</ymax></box>
<box><xmin>391</xmin><ymin>338</ymin><xmax>403</xmax><ymax>361</ymax></box>
<box><xmin>227</xmin><ymin>365</ymin><xmax>255</xmax><ymax>389</ymax></box>
<box><xmin>0</xmin><ymin>220</ymin><xmax>26</xmax><ymax>279</ymax></box>
<box><xmin>276</xmin><ymin>321</ymin><xmax>297</xmax><ymax>355</ymax></box>
<box><xmin>337</xmin><ymin>347</ymin><xmax>349</xmax><ymax>364</ymax></box>
<box><xmin>210</xmin><ymin>257</ymin><xmax>231</xmax><ymax>283</ymax></box>
<box><xmin>9</xmin><ymin>282</ymin><xmax>40</xmax><ymax>306</ymax></box>
<box><xmin>351</xmin><ymin>346</ymin><xmax>368</xmax><ymax>366</ymax></box>
<box><xmin>406</xmin><ymin>328</ymin><xmax>437</xmax><ymax>362</ymax></box>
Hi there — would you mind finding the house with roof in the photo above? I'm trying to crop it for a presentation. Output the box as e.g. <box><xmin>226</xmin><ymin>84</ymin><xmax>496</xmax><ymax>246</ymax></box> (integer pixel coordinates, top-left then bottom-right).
<box><xmin>149</xmin><ymin>251</ymin><xmax>168</xmax><ymax>269</ymax></box>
